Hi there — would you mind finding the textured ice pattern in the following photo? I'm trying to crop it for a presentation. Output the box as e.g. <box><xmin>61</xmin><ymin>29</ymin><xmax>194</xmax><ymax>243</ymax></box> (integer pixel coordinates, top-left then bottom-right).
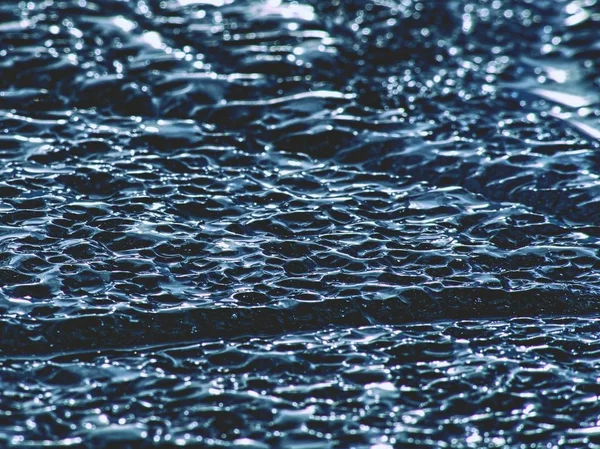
<box><xmin>1</xmin><ymin>0</ymin><xmax>600</xmax><ymax>447</ymax></box>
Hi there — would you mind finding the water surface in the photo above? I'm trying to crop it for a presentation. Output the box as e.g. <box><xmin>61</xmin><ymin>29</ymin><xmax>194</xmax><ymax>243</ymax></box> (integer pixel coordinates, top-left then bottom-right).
<box><xmin>1</xmin><ymin>0</ymin><xmax>600</xmax><ymax>447</ymax></box>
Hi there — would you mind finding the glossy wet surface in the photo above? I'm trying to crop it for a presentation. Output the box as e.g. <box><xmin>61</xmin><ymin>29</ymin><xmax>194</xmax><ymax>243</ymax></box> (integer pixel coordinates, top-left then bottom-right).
<box><xmin>5</xmin><ymin>318</ymin><xmax>600</xmax><ymax>448</ymax></box>
<box><xmin>1</xmin><ymin>0</ymin><xmax>600</xmax><ymax>446</ymax></box>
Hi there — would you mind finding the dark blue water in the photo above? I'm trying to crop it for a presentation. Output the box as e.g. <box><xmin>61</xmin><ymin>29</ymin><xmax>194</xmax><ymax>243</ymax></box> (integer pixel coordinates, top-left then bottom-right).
<box><xmin>1</xmin><ymin>0</ymin><xmax>600</xmax><ymax>447</ymax></box>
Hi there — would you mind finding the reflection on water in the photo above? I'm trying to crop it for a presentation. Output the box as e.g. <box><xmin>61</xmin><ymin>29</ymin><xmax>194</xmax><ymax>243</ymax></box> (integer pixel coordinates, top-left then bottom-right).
<box><xmin>1</xmin><ymin>0</ymin><xmax>600</xmax><ymax>446</ymax></box>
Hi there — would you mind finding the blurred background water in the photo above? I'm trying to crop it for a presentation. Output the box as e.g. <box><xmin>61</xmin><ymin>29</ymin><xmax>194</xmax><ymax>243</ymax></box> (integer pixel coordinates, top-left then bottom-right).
<box><xmin>1</xmin><ymin>0</ymin><xmax>600</xmax><ymax>447</ymax></box>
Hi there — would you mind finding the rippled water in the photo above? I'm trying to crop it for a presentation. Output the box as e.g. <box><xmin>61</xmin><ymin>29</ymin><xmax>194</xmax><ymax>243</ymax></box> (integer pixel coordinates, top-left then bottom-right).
<box><xmin>1</xmin><ymin>0</ymin><xmax>600</xmax><ymax>446</ymax></box>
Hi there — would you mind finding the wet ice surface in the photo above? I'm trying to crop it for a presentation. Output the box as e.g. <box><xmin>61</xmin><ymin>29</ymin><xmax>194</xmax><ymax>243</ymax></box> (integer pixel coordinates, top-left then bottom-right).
<box><xmin>5</xmin><ymin>318</ymin><xmax>600</xmax><ymax>449</ymax></box>
<box><xmin>1</xmin><ymin>0</ymin><xmax>600</xmax><ymax>446</ymax></box>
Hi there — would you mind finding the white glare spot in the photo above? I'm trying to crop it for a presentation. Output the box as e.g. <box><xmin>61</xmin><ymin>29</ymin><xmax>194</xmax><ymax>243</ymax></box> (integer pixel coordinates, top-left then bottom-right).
<box><xmin>141</xmin><ymin>31</ymin><xmax>164</xmax><ymax>49</ymax></box>
<box><xmin>113</xmin><ymin>16</ymin><xmax>136</xmax><ymax>33</ymax></box>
